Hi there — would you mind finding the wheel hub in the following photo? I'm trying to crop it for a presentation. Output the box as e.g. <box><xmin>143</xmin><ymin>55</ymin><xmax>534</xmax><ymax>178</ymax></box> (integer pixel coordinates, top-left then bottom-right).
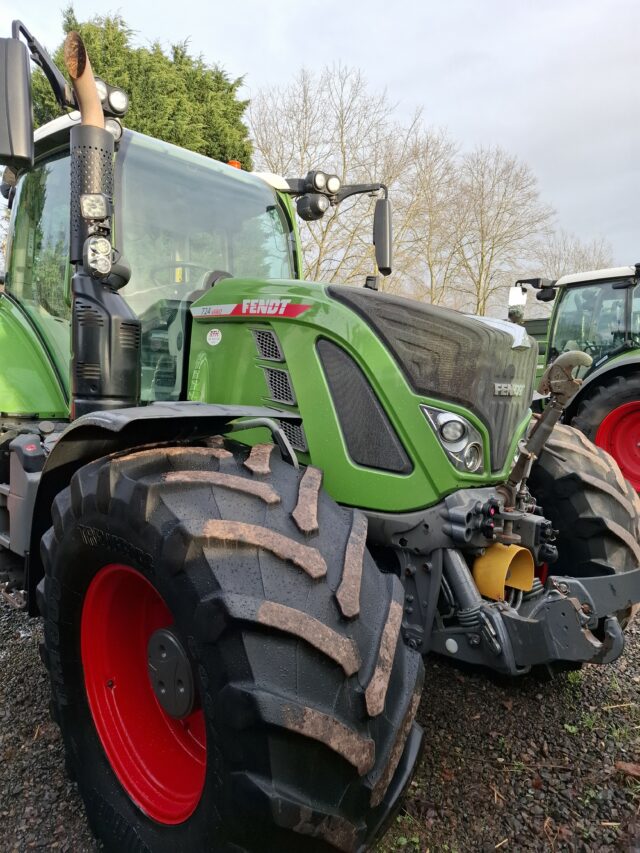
<box><xmin>147</xmin><ymin>628</ymin><xmax>195</xmax><ymax>719</ymax></box>
<box><xmin>81</xmin><ymin>564</ymin><xmax>206</xmax><ymax>824</ymax></box>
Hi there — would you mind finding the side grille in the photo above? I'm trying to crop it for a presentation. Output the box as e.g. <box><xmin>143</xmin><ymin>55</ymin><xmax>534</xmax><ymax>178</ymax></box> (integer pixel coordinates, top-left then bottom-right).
<box><xmin>253</xmin><ymin>329</ymin><xmax>284</xmax><ymax>361</ymax></box>
<box><xmin>76</xmin><ymin>362</ymin><xmax>101</xmax><ymax>380</ymax></box>
<box><xmin>264</xmin><ymin>368</ymin><xmax>296</xmax><ymax>405</ymax></box>
<box><xmin>279</xmin><ymin>419</ymin><xmax>308</xmax><ymax>452</ymax></box>
<box><xmin>120</xmin><ymin>322</ymin><xmax>141</xmax><ymax>350</ymax></box>
<box><xmin>76</xmin><ymin>301</ymin><xmax>104</xmax><ymax>327</ymax></box>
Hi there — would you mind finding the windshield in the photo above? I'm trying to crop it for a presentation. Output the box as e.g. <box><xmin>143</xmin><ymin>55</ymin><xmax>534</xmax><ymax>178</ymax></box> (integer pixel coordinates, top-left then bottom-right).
<box><xmin>550</xmin><ymin>280</ymin><xmax>636</xmax><ymax>368</ymax></box>
<box><xmin>117</xmin><ymin>131</ymin><xmax>297</xmax><ymax>400</ymax></box>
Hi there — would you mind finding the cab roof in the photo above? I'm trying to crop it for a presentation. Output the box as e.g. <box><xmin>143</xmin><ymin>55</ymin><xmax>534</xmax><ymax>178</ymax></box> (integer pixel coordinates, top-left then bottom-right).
<box><xmin>556</xmin><ymin>265</ymin><xmax>637</xmax><ymax>286</ymax></box>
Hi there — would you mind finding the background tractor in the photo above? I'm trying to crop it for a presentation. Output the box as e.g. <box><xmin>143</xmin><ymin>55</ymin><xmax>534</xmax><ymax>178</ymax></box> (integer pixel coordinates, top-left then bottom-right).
<box><xmin>0</xmin><ymin>22</ymin><xmax>639</xmax><ymax>853</ymax></box>
<box><xmin>519</xmin><ymin>264</ymin><xmax>640</xmax><ymax>490</ymax></box>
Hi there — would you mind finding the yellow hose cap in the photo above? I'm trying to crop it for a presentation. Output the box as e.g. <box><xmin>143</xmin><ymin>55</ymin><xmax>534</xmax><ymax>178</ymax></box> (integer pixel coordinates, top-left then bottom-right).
<box><xmin>473</xmin><ymin>543</ymin><xmax>535</xmax><ymax>601</ymax></box>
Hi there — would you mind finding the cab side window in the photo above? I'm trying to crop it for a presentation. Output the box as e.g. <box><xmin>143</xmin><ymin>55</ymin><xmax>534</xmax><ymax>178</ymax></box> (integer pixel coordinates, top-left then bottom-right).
<box><xmin>5</xmin><ymin>155</ymin><xmax>72</xmax><ymax>378</ymax></box>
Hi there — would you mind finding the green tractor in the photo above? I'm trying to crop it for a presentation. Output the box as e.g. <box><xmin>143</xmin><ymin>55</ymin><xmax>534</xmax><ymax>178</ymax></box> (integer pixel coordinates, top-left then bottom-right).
<box><xmin>519</xmin><ymin>264</ymin><xmax>640</xmax><ymax>490</ymax></box>
<box><xmin>1</xmin><ymin>24</ymin><xmax>639</xmax><ymax>853</ymax></box>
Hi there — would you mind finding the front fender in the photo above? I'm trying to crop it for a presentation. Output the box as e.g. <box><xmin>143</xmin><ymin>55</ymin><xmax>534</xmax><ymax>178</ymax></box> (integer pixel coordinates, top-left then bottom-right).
<box><xmin>27</xmin><ymin>402</ymin><xmax>298</xmax><ymax>611</ymax></box>
<box><xmin>565</xmin><ymin>354</ymin><xmax>640</xmax><ymax>419</ymax></box>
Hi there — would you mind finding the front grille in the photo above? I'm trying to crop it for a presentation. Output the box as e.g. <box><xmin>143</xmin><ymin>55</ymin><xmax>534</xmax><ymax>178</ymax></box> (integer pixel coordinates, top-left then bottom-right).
<box><xmin>253</xmin><ymin>329</ymin><xmax>283</xmax><ymax>361</ymax></box>
<box><xmin>329</xmin><ymin>286</ymin><xmax>537</xmax><ymax>472</ymax></box>
<box><xmin>279</xmin><ymin>419</ymin><xmax>308</xmax><ymax>452</ymax></box>
<box><xmin>264</xmin><ymin>368</ymin><xmax>296</xmax><ymax>405</ymax></box>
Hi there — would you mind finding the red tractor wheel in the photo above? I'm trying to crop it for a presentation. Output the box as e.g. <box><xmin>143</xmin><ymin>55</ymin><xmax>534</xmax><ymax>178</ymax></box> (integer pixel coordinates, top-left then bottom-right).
<box><xmin>81</xmin><ymin>563</ymin><xmax>206</xmax><ymax>824</ymax></box>
<box><xmin>595</xmin><ymin>401</ymin><xmax>640</xmax><ymax>491</ymax></box>
<box><xmin>572</xmin><ymin>374</ymin><xmax>640</xmax><ymax>491</ymax></box>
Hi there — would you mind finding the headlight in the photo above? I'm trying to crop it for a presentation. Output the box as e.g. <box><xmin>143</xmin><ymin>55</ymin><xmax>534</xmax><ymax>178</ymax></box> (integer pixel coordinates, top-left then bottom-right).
<box><xmin>440</xmin><ymin>418</ymin><xmax>466</xmax><ymax>443</ymax></box>
<box><xmin>421</xmin><ymin>405</ymin><xmax>485</xmax><ymax>474</ymax></box>
<box><xmin>85</xmin><ymin>236</ymin><xmax>112</xmax><ymax>276</ymax></box>
<box><xmin>463</xmin><ymin>443</ymin><xmax>482</xmax><ymax>472</ymax></box>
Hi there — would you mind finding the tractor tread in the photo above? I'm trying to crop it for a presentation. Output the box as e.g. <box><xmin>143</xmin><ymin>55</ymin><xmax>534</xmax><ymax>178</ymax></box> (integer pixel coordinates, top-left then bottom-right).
<box><xmin>40</xmin><ymin>437</ymin><xmax>423</xmax><ymax>852</ymax></box>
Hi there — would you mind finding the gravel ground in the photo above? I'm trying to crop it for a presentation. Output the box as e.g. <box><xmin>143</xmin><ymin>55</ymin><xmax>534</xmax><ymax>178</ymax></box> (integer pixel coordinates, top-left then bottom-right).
<box><xmin>1</xmin><ymin>599</ymin><xmax>639</xmax><ymax>853</ymax></box>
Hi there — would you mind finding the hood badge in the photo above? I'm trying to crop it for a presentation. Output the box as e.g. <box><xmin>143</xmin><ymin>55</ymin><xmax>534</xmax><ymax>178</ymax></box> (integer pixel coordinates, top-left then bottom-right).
<box><xmin>494</xmin><ymin>382</ymin><xmax>525</xmax><ymax>397</ymax></box>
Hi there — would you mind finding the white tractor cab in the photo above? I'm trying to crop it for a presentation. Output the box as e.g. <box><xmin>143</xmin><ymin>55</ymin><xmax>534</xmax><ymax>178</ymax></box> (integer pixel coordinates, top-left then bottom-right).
<box><xmin>517</xmin><ymin>263</ymin><xmax>640</xmax><ymax>489</ymax></box>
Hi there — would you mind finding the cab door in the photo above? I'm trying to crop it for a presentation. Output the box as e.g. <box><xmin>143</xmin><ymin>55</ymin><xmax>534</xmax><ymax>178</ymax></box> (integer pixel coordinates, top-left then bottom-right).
<box><xmin>1</xmin><ymin>153</ymin><xmax>70</xmax><ymax>418</ymax></box>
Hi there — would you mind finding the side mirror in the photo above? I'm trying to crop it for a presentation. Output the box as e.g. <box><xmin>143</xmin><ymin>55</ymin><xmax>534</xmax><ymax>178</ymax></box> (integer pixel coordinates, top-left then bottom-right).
<box><xmin>0</xmin><ymin>38</ymin><xmax>34</xmax><ymax>171</ymax></box>
<box><xmin>373</xmin><ymin>197</ymin><xmax>392</xmax><ymax>276</ymax></box>
<box><xmin>536</xmin><ymin>287</ymin><xmax>556</xmax><ymax>302</ymax></box>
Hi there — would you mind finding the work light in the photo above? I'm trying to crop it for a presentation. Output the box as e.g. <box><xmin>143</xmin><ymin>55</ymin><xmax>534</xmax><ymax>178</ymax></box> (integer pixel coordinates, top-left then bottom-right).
<box><xmin>80</xmin><ymin>193</ymin><xmax>110</xmax><ymax>220</ymax></box>
<box><xmin>326</xmin><ymin>174</ymin><xmax>341</xmax><ymax>194</ymax></box>
<box><xmin>108</xmin><ymin>88</ymin><xmax>129</xmax><ymax>116</ymax></box>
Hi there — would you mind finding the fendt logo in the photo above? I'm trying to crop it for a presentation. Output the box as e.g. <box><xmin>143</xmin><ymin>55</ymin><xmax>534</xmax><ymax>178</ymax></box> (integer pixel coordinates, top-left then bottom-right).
<box><xmin>191</xmin><ymin>299</ymin><xmax>311</xmax><ymax>320</ymax></box>
<box><xmin>494</xmin><ymin>382</ymin><xmax>525</xmax><ymax>397</ymax></box>
<box><xmin>242</xmin><ymin>298</ymin><xmax>293</xmax><ymax>315</ymax></box>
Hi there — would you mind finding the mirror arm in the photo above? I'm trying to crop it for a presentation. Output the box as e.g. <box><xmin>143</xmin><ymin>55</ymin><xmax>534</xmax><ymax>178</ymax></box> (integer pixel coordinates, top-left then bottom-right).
<box><xmin>334</xmin><ymin>182</ymin><xmax>386</xmax><ymax>204</ymax></box>
<box><xmin>11</xmin><ymin>20</ymin><xmax>75</xmax><ymax>110</ymax></box>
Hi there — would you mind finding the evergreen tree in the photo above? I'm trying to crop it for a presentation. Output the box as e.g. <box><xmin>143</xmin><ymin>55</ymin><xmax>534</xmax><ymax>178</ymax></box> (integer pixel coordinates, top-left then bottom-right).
<box><xmin>32</xmin><ymin>7</ymin><xmax>253</xmax><ymax>167</ymax></box>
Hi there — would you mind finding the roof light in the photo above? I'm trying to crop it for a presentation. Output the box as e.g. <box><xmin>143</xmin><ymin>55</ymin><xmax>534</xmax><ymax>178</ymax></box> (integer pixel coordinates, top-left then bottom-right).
<box><xmin>94</xmin><ymin>78</ymin><xmax>108</xmax><ymax>103</ymax></box>
<box><xmin>228</xmin><ymin>159</ymin><xmax>242</xmax><ymax>169</ymax></box>
<box><xmin>311</xmin><ymin>171</ymin><xmax>327</xmax><ymax>191</ymax></box>
<box><xmin>107</xmin><ymin>88</ymin><xmax>128</xmax><ymax>116</ymax></box>
<box><xmin>105</xmin><ymin>118</ymin><xmax>123</xmax><ymax>142</ymax></box>
<box><xmin>296</xmin><ymin>193</ymin><xmax>330</xmax><ymax>221</ymax></box>
<box><xmin>326</xmin><ymin>174</ymin><xmax>341</xmax><ymax>194</ymax></box>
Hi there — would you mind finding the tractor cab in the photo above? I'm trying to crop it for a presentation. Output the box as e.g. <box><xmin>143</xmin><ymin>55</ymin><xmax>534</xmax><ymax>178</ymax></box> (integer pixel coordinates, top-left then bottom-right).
<box><xmin>548</xmin><ymin>266</ymin><xmax>640</xmax><ymax>369</ymax></box>
<box><xmin>3</xmin><ymin>116</ymin><xmax>299</xmax><ymax>410</ymax></box>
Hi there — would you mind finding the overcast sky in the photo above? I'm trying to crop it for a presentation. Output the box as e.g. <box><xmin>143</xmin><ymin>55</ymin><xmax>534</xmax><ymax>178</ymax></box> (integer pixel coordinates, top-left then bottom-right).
<box><xmin>2</xmin><ymin>0</ymin><xmax>638</xmax><ymax>264</ymax></box>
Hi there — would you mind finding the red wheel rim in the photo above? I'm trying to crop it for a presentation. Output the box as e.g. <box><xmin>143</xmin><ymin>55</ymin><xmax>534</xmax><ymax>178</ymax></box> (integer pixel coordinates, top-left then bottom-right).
<box><xmin>595</xmin><ymin>401</ymin><xmax>640</xmax><ymax>491</ymax></box>
<box><xmin>81</xmin><ymin>564</ymin><xmax>206</xmax><ymax>824</ymax></box>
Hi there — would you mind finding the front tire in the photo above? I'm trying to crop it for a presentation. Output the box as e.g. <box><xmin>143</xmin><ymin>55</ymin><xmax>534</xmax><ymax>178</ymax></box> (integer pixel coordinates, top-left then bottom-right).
<box><xmin>528</xmin><ymin>422</ymin><xmax>640</xmax><ymax>627</ymax></box>
<box><xmin>40</xmin><ymin>440</ymin><xmax>423</xmax><ymax>852</ymax></box>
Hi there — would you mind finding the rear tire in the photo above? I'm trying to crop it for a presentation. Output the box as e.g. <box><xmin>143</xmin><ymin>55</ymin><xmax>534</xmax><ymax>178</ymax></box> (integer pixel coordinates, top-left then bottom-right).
<box><xmin>40</xmin><ymin>441</ymin><xmax>424</xmax><ymax>852</ymax></box>
<box><xmin>528</xmin><ymin>422</ymin><xmax>640</xmax><ymax>627</ymax></box>
<box><xmin>571</xmin><ymin>373</ymin><xmax>640</xmax><ymax>491</ymax></box>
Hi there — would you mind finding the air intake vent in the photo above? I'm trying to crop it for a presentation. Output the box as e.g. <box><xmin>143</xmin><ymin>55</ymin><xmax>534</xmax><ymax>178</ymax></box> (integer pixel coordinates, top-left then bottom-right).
<box><xmin>253</xmin><ymin>329</ymin><xmax>283</xmax><ymax>361</ymax></box>
<box><xmin>76</xmin><ymin>362</ymin><xmax>101</xmax><ymax>380</ymax></box>
<box><xmin>120</xmin><ymin>322</ymin><xmax>141</xmax><ymax>349</ymax></box>
<box><xmin>279</xmin><ymin>419</ymin><xmax>308</xmax><ymax>452</ymax></box>
<box><xmin>264</xmin><ymin>368</ymin><xmax>296</xmax><ymax>405</ymax></box>
<box><xmin>76</xmin><ymin>301</ymin><xmax>104</xmax><ymax>327</ymax></box>
<box><xmin>317</xmin><ymin>338</ymin><xmax>412</xmax><ymax>474</ymax></box>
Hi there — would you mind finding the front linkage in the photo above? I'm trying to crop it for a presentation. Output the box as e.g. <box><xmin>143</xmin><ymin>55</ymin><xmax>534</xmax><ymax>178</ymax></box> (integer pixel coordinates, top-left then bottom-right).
<box><xmin>370</xmin><ymin>351</ymin><xmax>640</xmax><ymax>675</ymax></box>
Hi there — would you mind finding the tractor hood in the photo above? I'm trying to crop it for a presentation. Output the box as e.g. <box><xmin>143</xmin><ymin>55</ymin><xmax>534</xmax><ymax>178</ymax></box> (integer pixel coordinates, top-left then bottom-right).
<box><xmin>328</xmin><ymin>286</ymin><xmax>537</xmax><ymax>472</ymax></box>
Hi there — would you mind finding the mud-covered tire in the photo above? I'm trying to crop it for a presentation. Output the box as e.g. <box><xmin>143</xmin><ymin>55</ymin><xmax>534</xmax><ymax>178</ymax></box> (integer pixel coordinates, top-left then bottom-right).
<box><xmin>39</xmin><ymin>440</ymin><xmax>424</xmax><ymax>853</ymax></box>
<box><xmin>528</xmin><ymin>422</ymin><xmax>640</xmax><ymax>626</ymax></box>
<box><xmin>571</xmin><ymin>374</ymin><xmax>640</xmax><ymax>491</ymax></box>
